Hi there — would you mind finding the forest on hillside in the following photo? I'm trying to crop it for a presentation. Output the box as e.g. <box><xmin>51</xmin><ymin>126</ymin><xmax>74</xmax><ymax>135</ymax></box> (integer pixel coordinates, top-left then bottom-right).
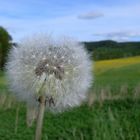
<box><xmin>84</xmin><ymin>40</ymin><xmax>140</xmax><ymax>60</ymax></box>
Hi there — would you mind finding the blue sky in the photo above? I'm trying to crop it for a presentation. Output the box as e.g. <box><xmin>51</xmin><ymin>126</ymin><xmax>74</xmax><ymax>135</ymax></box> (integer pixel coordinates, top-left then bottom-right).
<box><xmin>0</xmin><ymin>0</ymin><xmax>140</xmax><ymax>42</ymax></box>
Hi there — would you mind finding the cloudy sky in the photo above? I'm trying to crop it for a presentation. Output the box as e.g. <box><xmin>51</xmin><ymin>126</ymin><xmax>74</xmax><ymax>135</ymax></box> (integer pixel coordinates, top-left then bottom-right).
<box><xmin>0</xmin><ymin>0</ymin><xmax>140</xmax><ymax>42</ymax></box>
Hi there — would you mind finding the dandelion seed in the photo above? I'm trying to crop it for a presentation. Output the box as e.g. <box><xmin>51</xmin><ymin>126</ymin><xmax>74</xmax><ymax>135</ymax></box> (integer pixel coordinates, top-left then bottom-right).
<box><xmin>53</xmin><ymin>55</ymin><xmax>57</xmax><ymax>59</ymax></box>
<box><xmin>60</xmin><ymin>65</ymin><xmax>64</xmax><ymax>68</ymax></box>
<box><xmin>53</xmin><ymin>66</ymin><xmax>57</xmax><ymax>70</ymax></box>
<box><xmin>68</xmin><ymin>60</ymin><xmax>71</xmax><ymax>63</ymax></box>
<box><xmin>61</xmin><ymin>56</ymin><xmax>65</xmax><ymax>59</ymax></box>
<box><xmin>6</xmin><ymin>35</ymin><xmax>92</xmax><ymax>112</ymax></box>
<box><xmin>49</xmin><ymin>74</ymin><xmax>53</xmax><ymax>78</ymax></box>
<box><xmin>73</xmin><ymin>67</ymin><xmax>76</xmax><ymax>70</ymax></box>
<box><xmin>65</xmin><ymin>71</ymin><xmax>69</xmax><ymax>75</ymax></box>
<box><xmin>42</xmin><ymin>56</ymin><xmax>46</xmax><ymax>60</ymax></box>
<box><xmin>32</xmin><ymin>54</ymin><xmax>36</xmax><ymax>58</ymax></box>
<box><xmin>45</xmin><ymin>64</ymin><xmax>49</xmax><ymax>67</ymax></box>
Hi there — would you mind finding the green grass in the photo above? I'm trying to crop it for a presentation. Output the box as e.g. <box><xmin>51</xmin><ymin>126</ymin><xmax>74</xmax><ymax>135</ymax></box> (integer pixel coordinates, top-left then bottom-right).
<box><xmin>0</xmin><ymin>100</ymin><xmax>140</xmax><ymax>140</ymax></box>
<box><xmin>94</xmin><ymin>56</ymin><xmax>140</xmax><ymax>96</ymax></box>
<box><xmin>95</xmin><ymin>56</ymin><xmax>140</xmax><ymax>74</ymax></box>
<box><xmin>94</xmin><ymin>63</ymin><xmax>140</xmax><ymax>90</ymax></box>
<box><xmin>0</xmin><ymin>56</ymin><xmax>140</xmax><ymax>140</ymax></box>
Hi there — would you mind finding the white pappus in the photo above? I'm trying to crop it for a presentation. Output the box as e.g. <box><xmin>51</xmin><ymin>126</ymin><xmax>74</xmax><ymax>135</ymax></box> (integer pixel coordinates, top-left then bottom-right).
<box><xmin>6</xmin><ymin>35</ymin><xmax>93</xmax><ymax>113</ymax></box>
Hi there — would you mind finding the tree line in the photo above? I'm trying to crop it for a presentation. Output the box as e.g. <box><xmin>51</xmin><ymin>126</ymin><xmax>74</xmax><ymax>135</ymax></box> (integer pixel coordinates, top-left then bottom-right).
<box><xmin>0</xmin><ymin>26</ymin><xmax>12</xmax><ymax>70</ymax></box>
<box><xmin>84</xmin><ymin>40</ymin><xmax>140</xmax><ymax>60</ymax></box>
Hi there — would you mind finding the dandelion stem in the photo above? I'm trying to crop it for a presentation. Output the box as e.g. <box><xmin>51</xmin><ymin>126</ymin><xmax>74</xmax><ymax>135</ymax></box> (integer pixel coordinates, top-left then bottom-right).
<box><xmin>35</xmin><ymin>96</ymin><xmax>46</xmax><ymax>140</ymax></box>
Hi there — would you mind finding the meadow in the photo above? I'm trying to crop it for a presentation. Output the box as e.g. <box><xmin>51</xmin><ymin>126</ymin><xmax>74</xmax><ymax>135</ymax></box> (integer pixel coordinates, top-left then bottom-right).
<box><xmin>0</xmin><ymin>56</ymin><xmax>140</xmax><ymax>140</ymax></box>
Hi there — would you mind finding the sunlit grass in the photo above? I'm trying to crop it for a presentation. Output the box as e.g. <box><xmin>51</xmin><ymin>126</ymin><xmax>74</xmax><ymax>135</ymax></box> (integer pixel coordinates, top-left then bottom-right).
<box><xmin>95</xmin><ymin>56</ymin><xmax>140</xmax><ymax>75</ymax></box>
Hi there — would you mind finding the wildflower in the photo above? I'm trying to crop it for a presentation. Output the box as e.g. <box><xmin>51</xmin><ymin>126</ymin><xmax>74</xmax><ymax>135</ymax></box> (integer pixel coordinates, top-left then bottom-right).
<box><xmin>6</xmin><ymin>35</ymin><xmax>92</xmax><ymax>112</ymax></box>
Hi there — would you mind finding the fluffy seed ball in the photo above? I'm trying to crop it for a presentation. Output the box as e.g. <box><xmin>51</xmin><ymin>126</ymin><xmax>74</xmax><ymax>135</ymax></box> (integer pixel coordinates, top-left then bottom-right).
<box><xmin>6</xmin><ymin>35</ymin><xmax>92</xmax><ymax>112</ymax></box>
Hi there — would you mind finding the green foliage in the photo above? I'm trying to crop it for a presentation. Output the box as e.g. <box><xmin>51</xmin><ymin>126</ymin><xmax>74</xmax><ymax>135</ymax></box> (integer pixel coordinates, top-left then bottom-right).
<box><xmin>84</xmin><ymin>40</ymin><xmax>140</xmax><ymax>60</ymax></box>
<box><xmin>0</xmin><ymin>100</ymin><xmax>140</xmax><ymax>140</ymax></box>
<box><xmin>95</xmin><ymin>63</ymin><xmax>140</xmax><ymax>91</ymax></box>
<box><xmin>0</xmin><ymin>26</ymin><xmax>12</xmax><ymax>70</ymax></box>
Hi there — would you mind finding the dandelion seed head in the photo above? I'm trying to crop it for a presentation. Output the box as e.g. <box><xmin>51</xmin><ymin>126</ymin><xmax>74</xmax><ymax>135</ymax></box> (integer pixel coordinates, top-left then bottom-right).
<box><xmin>6</xmin><ymin>35</ymin><xmax>93</xmax><ymax>113</ymax></box>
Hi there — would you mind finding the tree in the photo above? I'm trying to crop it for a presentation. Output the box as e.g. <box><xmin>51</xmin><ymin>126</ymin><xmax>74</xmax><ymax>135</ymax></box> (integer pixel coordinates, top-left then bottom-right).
<box><xmin>0</xmin><ymin>26</ymin><xmax>12</xmax><ymax>70</ymax></box>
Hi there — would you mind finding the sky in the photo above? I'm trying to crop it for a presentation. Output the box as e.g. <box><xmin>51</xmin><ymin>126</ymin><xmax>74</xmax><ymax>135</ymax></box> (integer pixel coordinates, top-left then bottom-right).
<box><xmin>0</xmin><ymin>0</ymin><xmax>140</xmax><ymax>42</ymax></box>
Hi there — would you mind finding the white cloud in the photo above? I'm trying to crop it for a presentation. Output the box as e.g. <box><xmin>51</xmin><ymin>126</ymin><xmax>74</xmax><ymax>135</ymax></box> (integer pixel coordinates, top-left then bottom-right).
<box><xmin>78</xmin><ymin>11</ymin><xmax>104</xmax><ymax>20</ymax></box>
